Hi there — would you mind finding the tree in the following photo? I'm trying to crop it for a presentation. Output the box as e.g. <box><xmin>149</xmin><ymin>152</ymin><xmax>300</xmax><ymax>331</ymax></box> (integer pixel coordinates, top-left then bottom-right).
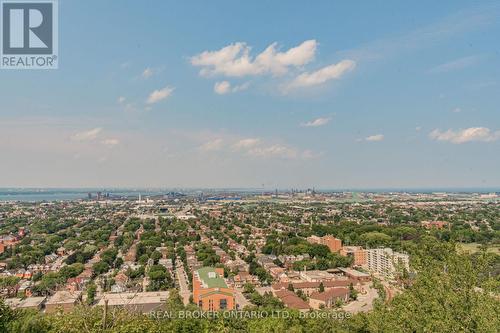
<box><xmin>349</xmin><ymin>283</ymin><xmax>357</xmax><ymax>300</ymax></box>
<box><xmin>92</xmin><ymin>261</ymin><xmax>110</xmax><ymax>277</ymax></box>
<box><xmin>308</xmin><ymin>244</ymin><xmax>330</xmax><ymax>259</ymax></box>
<box><xmin>147</xmin><ymin>265</ymin><xmax>173</xmax><ymax>291</ymax></box>
<box><xmin>166</xmin><ymin>289</ymin><xmax>184</xmax><ymax>312</ymax></box>
<box><xmin>0</xmin><ymin>299</ymin><xmax>14</xmax><ymax>332</ymax></box>
<box><xmin>150</xmin><ymin>251</ymin><xmax>162</xmax><ymax>263</ymax></box>
<box><xmin>86</xmin><ymin>282</ymin><xmax>97</xmax><ymax>305</ymax></box>
<box><xmin>59</xmin><ymin>263</ymin><xmax>84</xmax><ymax>280</ymax></box>
<box><xmin>319</xmin><ymin>282</ymin><xmax>325</xmax><ymax>293</ymax></box>
<box><xmin>360</xmin><ymin>232</ymin><xmax>392</xmax><ymax>248</ymax></box>
<box><xmin>243</xmin><ymin>283</ymin><xmax>255</xmax><ymax>295</ymax></box>
<box><xmin>366</xmin><ymin>243</ymin><xmax>500</xmax><ymax>332</ymax></box>
<box><xmin>114</xmin><ymin>257</ymin><xmax>124</xmax><ymax>269</ymax></box>
<box><xmin>0</xmin><ymin>276</ymin><xmax>20</xmax><ymax>289</ymax></box>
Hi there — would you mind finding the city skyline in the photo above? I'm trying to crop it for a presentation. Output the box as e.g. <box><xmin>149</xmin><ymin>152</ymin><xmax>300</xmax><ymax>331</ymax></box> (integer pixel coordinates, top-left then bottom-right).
<box><xmin>1</xmin><ymin>1</ymin><xmax>499</xmax><ymax>188</ymax></box>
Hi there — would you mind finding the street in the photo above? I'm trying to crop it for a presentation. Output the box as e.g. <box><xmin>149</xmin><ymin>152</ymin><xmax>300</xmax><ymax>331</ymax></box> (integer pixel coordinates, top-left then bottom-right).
<box><xmin>175</xmin><ymin>262</ymin><xmax>191</xmax><ymax>305</ymax></box>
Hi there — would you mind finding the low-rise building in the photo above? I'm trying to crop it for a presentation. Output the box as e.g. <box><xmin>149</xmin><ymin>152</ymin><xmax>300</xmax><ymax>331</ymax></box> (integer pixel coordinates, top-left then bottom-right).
<box><xmin>97</xmin><ymin>291</ymin><xmax>169</xmax><ymax>313</ymax></box>
<box><xmin>337</xmin><ymin>267</ymin><xmax>371</xmax><ymax>283</ymax></box>
<box><xmin>299</xmin><ymin>270</ymin><xmax>336</xmax><ymax>282</ymax></box>
<box><xmin>421</xmin><ymin>220</ymin><xmax>449</xmax><ymax>229</ymax></box>
<box><xmin>309</xmin><ymin>288</ymin><xmax>349</xmax><ymax>309</ymax></box>
<box><xmin>193</xmin><ymin>267</ymin><xmax>235</xmax><ymax>311</ymax></box>
<box><xmin>45</xmin><ymin>291</ymin><xmax>82</xmax><ymax>313</ymax></box>
<box><xmin>273</xmin><ymin>290</ymin><xmax>310</xmax><ymax>311</ymax></box>
<box><xmin>232</xmin><ymin>272</ymin><xmax>259</xmax><ymax>288</ymax></box>
<box><xmin>272</xmin><ymin>279</ymin><xmax>353</xmax><ymax>297</ymax></box>
<box><xmin>4</xmin><ymin>296</ymin><xmax>46</xmax><ymax>310</ymax></box>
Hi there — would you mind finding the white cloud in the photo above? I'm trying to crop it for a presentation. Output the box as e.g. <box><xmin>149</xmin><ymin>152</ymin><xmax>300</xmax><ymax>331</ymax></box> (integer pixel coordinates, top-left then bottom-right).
<box><xmin>247</xmin><ymin>144</ymin><xmax>299</xmax><ymax>159</ymax></box>
<box><xmin>191</xmin><ymin>40</ymin><xmax>317</xmax><ymax>77</ymax></box>
<box><xmin>416</xmin><ymin>126</ymin><xmax>422</xmax><ymax>132</ymax></box>
<box><xmin>232</xmin><ymin>138</ymin><xmax>261</xmax><ymax>150</ymax></box>
<box><xmin>365</xmin><ymin>134</ymin><xmax>384</xmax><ymax>142</ymax></box>
<box><xmin>429</xmin><ymin>127</ymin><xmax>500</xmax><ymax>144</ymax></box>
<box><xmin>197</xmin><ymin>135</ymin><xmax>317</xmax><ymax>160</ymax></box>
<box><xmin>142</xmin><ymin>67</ymin><xmax>153</xmax><ymax>79</ymax></box>
<box><xmin>301</xmin><ymin>117</ymin><xmax>331</xmax><ymax>127</ymax></box>
<box><xmin>452</xmin><ymin>107</ymin><xmax>461</xmax><ymax>113</ymax></box>
<box><xmin>71</xmin><ymin>129</ymin><xmax>120</xmax><ymax>147</ymax></box>
<box><xmin>140</xmin><ymin>66</ymin><xmax>165</xmax><ymax>79</ymax></box>
<box><xmin>102</xmin><ymin>138</ymin><xmax>120</xmax><ymax>147</ymax></box>
<box><xmin>146</xmin><ymin>86</ymin><xmax>174</xmax><ymax>104</ymax></box>
<box><xmin>236</xmin><ymin>139</ymin><xmax>317</xmax><ymax>160</ymax></box>
<box><xmin>199</xmin><ymin>138</ymin><xmax>224</xmax><ymax>151</ymax></box>
<box><xmin>214</xmin><ymin>81</ymin><xmax>231</xmax><ymax>95</ymax></box>
<box><xmin>71</xmin><ymin>128</ymin><xmax>102</xmax><ymax>142</ymax></box>
<box><xmin>429</xmin><ymin>55</ymin><xmax>483</xmax><ymax>73</ymax></box>
<box><xmin>117</xmin><ymin>96</ymin><xmax>126</xmax><ymax>104</ymax></box>
<box><xmin>214</xmin><ymin>81</ymin><xmax>250</xmax><ymax>95</ymax></box>
<box><xmin>232</xmin><ymin>82</ymin><xmax>250</xmax><ymax>92</ymax></box>
<box><xmin>288</xmin><ymin>60</ymin><xmax>356</xmax><ymax>89</ymax></box>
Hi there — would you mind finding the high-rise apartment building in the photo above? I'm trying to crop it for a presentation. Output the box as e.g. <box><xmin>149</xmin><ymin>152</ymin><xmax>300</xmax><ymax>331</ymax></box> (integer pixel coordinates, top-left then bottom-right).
<box><xmin>364</xmin><ymin>248</ymin><xmax>409</xmax><ymax>279</ymax></box>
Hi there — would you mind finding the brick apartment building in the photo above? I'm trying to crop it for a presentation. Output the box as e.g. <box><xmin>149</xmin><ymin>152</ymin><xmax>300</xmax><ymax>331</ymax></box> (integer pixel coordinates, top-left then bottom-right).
<box><xmin>307</xmin><ymin>235</ymin><xmax>342</xmax><ymax>253</ymax></box>
<box><xmin>193</xmin><ymin>267</ymin><xmax>235</xmax><ymax>311</ymax></box>
<box><xmin>340</xmin><ymin>246</ymin><xmax>367</xmax><ymax>266</ymax></box>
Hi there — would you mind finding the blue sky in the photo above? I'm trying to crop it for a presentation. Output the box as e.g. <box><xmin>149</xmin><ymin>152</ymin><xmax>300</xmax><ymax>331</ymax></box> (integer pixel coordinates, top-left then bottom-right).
<box><xmin>0</xmin><ymin>0</ymin><xmax>499</xmax><ymax>188</ymax></box>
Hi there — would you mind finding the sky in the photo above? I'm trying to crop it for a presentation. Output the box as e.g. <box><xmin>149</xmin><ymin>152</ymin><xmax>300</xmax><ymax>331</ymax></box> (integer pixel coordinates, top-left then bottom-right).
<box><xmin>0</xmin><ymin>0</ymin><xmax>499</xmax><ymax>189</ymax></box>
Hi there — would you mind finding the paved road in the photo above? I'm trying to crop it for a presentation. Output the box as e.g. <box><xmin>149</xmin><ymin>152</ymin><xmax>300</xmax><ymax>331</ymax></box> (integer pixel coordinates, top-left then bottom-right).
<box><xmin>234</xmin><ymin>288</ymin><xmax>251</xmax><ymax>309</ymax></box>
<box><xmin>176</xmin><ymin>264</ymin><xmax>191</xmax><ymax>305</ymax></box>
<box><xmin>342</xmin><ymin>284</ymin><xmax>378</xmax><ymax>314</ymax></box>
<box><xmin>255</xmin><ymin>286</ymin><xmax>272</xmax><ymax>296</ymax></box>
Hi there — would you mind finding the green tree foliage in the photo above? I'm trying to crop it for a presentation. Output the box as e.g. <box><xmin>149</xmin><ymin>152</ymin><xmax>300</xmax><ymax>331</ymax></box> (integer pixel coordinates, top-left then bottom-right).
<box><xmin>147</xmin><ymin>265</ymin><xmax>173</xmax><ymax>291</ymax></box>
<box><xmin>92</xmin><ymin>261</ymin><xmax>110</xmax><ymax>277</ymax></box>
<box><xmin>59</xmin><ymin>263</ymin><xmax>84</xmax><ymax>280</ymax></box>
<box><xmin>1</xmin><ymin>240</ymin><xmax>499</xmax><ymax>332</ymax></box>
<box><xmin>0</xmin><ymin>276</ymin><xmax>20</xmax><ymax>289</ymax></box>
<box><xmin>86</xmin><ymin>282</ymin><xmax>97</xmax><ymax>305</ymax></box>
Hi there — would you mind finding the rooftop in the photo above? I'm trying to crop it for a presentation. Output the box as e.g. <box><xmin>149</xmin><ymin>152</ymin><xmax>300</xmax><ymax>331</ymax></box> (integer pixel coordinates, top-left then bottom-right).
<box><xmin>274</xmin><ymin>290</ymin><xmax>310</xmax><ymax>310</ymax></box>
<box><xmin>97</xmin><ymin>291</ymin><xmax>169</xmax><ymax>306</ymax></box>
<box><xmin>196</xmin><ymin>267</ymin><xmax>228</xmax><ymax>289</ymax></box>
<box><xmin>338</xmin><ymin>267</ymin><xmax>371</xmax><ymax>278</ymax></box>
<box><xmin>309</xmin><ymin>287</ymin><xmax>349</xmax><ymax>301</ymax></box>
<box><xmin>45</xmin><ymin>291</ymin><xmax>81</xmax><ymax>305</ymax></box>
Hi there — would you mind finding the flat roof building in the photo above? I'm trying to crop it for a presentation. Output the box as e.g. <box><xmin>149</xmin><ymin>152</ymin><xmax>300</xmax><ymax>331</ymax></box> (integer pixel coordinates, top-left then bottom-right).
<box><xmin>307</xmin><ymin>235</ymin><xmax>342</xmax><ymax>253</ymax></box>
<box><xmin>340</xmin><ymin>246</ymin><xmax>367</xmax><ymax>266</ymax></box>
<box><xmin>193</xmin><ymin>267</ymin><xmax>235</xmax><ymax>311</ymax></box>
<box><xmin>96</xmin><ymin>291</ymin><xmax>169</xmax><ymax>313</ymax></box>
<box><xmin>365</xmin><ymin>248</ymin><xmax>409</xmax><ymax>279</ymax></box>
<box><xmin>5</xmin><ymin>296</ymin><xmax>46</xmax><ymax>310</ymax></box>
<box><xmin>338</xmin><ymin>267</ymin><xmax>371</xmax><ymax>282</ymax></box>
<box><xmin>45</xmin><ymin>291</ymin><xmax>82</xmax><ymax>313</ymax></box>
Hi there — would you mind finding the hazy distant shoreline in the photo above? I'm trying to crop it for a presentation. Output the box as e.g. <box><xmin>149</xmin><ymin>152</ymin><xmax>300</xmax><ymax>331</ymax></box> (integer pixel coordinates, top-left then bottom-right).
<box><xmin>0</xmin><ymin>187</ymin><xmax>498</xmax><ymax>202</ymax></box>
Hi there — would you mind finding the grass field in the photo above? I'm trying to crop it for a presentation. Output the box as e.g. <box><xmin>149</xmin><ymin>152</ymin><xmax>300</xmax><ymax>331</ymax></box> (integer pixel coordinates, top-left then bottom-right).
<box><xmin>458</xmin><ymin>243</ymin><xmax>500</xmax><ymax>255</ymax></box>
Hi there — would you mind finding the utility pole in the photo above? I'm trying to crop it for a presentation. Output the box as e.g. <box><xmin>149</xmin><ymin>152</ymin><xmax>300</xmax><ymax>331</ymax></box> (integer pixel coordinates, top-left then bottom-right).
<box><xmin>102</xmin><ymin>298</ymin><xmax>108</xmax><ymax>330</ymax></box>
